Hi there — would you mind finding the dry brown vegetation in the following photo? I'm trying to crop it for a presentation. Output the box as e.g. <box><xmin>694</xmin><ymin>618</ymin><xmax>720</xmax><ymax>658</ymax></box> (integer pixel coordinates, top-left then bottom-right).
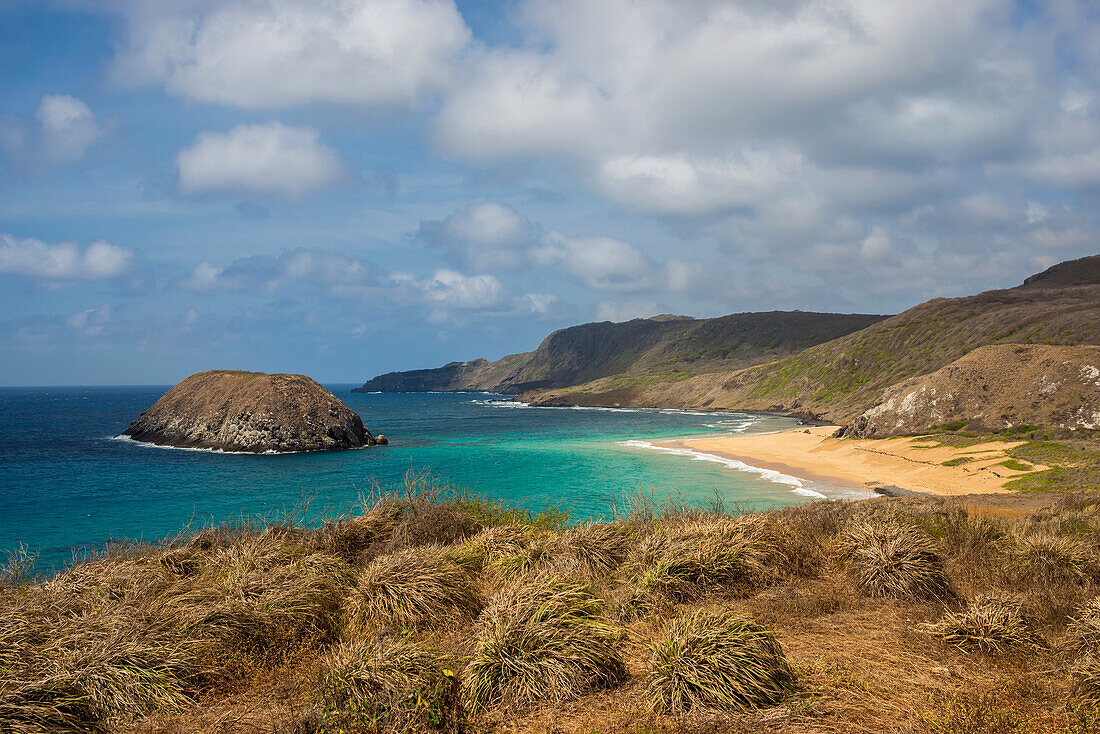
<box><xmin>5</xmin><ymin>476</ymin><xmax>1100</xmax><ymax>733</ymax></box>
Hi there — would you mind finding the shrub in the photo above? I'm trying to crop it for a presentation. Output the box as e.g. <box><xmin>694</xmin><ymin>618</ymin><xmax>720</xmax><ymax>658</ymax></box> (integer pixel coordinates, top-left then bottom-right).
<box><xmin>925</xmin><ymin>596</ymin><xmax>1039</xmax><ymax>653</ymax></box>
<box><xmin>1010</xmin><ymin>532</ymin><xmax>1096</xmax><ymax>585</ymax></box>
<box><xmin>646</xmin><ymin>608</ymin><xmax>796</xmax><ymax>712</ymax></box>
<box><xmin>345</xmin><ymin>546</ymin><xmax>480</xmax><ymax>633</ymax></box>
<box><xmin>842</xmin><ymin>518</ymin><xmax>952</xmax><ymax>600</ymax></box>
<box><xmin>320</xmin><ymin>636</ymin><xmax>460</xmax><ymax>732</ymax></box>
<box><xmin>463</xmin><ymin>577</ymin><xmax>625</xmax><ymax>712</ymax></box>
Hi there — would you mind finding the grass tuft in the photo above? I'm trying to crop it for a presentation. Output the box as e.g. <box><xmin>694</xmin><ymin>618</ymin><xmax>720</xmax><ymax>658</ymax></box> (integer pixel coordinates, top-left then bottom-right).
<box><xmin>646</xmin><ymin>608</ymin><xmax>796</xmax><ymax>712</ymax></box>
<box><xmin>1067</xmin><ymin>597</ymin><xmax>1100</xmax><ymax>656</ymax></box>
<box><xmin>842</xmin><ymin>517</ymin><xmax>952</xmax><ymax>600</ymax></box>
<box><xmin>345</xmin><ymin>545</ymin><xmax>481</xmax><ymax>633</ymax></box>
<box><xmin>1010</xmin><ymin>531</ymin><xmax>1096</xmax><ymax>584</ymax></box>
<box><xmin>320</xmin><ymin>635</ymin><xmax>461</xmax><ymax>732</ymax></box>
<box><xmin>925</xmin><ymin>596</ymin><xmax>1039</xmax><ymax>653</ymax></box>
<box><xmin>463</xmin><ymin>576</ymin><xmax>625</xmax><ymax>712</ymax></box>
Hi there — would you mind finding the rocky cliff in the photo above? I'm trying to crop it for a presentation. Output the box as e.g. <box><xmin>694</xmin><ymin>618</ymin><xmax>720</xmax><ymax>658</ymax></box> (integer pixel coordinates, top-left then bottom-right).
<box><xmin>354</xmin><ymin>311</ymin><xmax>886</xmax><ymax>394</ymax></box>
<box><xmin>124</xmin><ymin>371</ymin><xmax>379</xmax><ymax>453</ymax></box>
<box><xmin>837</xmin><ymin>344</ymin><xmax>1100</xmax><ymax>438</ymax></box>
<box><xmin>524</xmin><ymin>255</ymin><xmax>1100</xmax><ymax>425</ymax></box>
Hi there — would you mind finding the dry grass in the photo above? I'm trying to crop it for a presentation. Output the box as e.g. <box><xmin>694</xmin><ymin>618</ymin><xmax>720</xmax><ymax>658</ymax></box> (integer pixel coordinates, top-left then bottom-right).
<box><xmin>319</xmin><ymin>635</ymin><xmax>461</xmax><ymax>733</ymax></box>
<box><xmin>1010</xmin><ymin>531</ymin><xmax>1097</xmax><ymax>585</ymax></box>
<box><xmin>628</xmin><ymin>514</ymin><xmax>779</xmax><ymax>600</ymax></box>
<box><xmin>344</xmin><ymin>545</ymin><xmax>481</xmax><ymax>633</ymax></box>
<box><xmin>1067</xmin><ymin>597</ymin><xmax>1100</xmax><ymax>656</ymax></box>
<box><xmin>925</xmin><ymin>596</ymin><xmax>1040</xmax><ymax>653</ymax></box>
<box><xmin>463</xmin><ymin>577</ymin><xmax>625</xmax><ymax>713</ymax></box>
<box><xmin>7</xmin><ymin>484</ymin><xmax>1100</xmax><ymax>733</ymax></box>
<box><xmin>646</xmin><ymin>608</ymin><xmax>796</xmax><ymax>713</ymax></box>
<box><xmin>842</xmin><ymin>517</ymin><xmax>953</xmax><ymax>600</ymax></box>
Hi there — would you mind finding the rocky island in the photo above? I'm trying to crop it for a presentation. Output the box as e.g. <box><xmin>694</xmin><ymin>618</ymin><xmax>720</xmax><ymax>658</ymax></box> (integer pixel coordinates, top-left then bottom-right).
<box><xmin>123</xmin><ymin>370</ymin><xmax>383</xmax><ymax>453</ymax></box>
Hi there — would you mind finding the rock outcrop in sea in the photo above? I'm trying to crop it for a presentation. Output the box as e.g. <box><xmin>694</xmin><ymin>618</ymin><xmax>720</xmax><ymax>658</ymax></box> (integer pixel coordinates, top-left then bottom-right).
<box><xmin>123</xmin><ymin>370</ymin><xmax>380</xmax><ymax>453</ymax></box>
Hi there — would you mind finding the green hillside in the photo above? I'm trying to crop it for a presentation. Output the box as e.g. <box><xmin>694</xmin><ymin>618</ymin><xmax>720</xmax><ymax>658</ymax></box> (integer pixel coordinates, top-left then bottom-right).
<box><xmin>354</xmin><ymin>311</ymin><xmax>886</xmax><ymax>394</ymax></box>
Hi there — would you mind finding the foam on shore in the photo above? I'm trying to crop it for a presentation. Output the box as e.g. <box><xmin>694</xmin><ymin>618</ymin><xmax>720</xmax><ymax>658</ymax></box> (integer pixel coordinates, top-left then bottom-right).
<box><xmin>619</xmin><ymin>439</ymin><xmax>877</xmax><ymax>500</ymax></box>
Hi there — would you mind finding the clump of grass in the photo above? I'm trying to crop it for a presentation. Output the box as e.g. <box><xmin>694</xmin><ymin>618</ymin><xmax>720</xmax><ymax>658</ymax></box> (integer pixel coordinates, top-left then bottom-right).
<box><xmin>925</xmin><ymin>596</ymin><xmax>1039</xmax><ymax>653</ymax></box>
<box><xmin>0</xmin><ymin>616</ymin><xmax>199</xmax><ymax>732</ymax></box>
<box><xmin>841</xmin><ymin>517</ymin><xmax>952</xmax><ymax>600</ymax></box>
<box><xmin>463</xmin><ymin>577</ymin><xmax>625</xmax><ymax>712</ymax></box>
<box><xmin>1067</xmin><ymin>597</ymin><xmax>1100</xmax><ymax>656</ymax></box>
<box><xmin>345</xmin><ymin>545</ymin><xmax>481</xmax><ymax>633</ymax></box>
<box><xmin>646</xmin><ymin>608</ymin><xmax>796</xmax><ymax>713</ymax></box>
<box><xmin>1010</xmin><ymin>531</ymin><xmax>1096</xmax><ymax>584</ymax></box>
<box><xmin>171</xmin><ymin>542</ymin><xmax>352</xmax><ymax>665</ymax></box>
<box><xmin>629</xmin><ymin>515</ymin><xmax>777</xmax><ymax>600</ymax></box>
<box><xmin>1</xmin><ymin>544</ymin><xmax>39</xmax><ymax>588</ymax></box>
<box><xmin>320</xmin><ymin>635</ymin><xmax>460</xmax><ymax>732</ymax></box>
<box><xmin>455</xmin><ymin>524</ymin><xmax>543</xmax><ymax>571</ymax></box>
<box><xmin>545</xmin><ymin>522</ymin><xmax>633</xmax><ymax>578</ymax></box>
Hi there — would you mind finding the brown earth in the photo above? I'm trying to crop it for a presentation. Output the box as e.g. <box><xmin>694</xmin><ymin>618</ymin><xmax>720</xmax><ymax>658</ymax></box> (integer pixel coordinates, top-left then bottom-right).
<box><xmin>124</xmin><ymin>370</ymin><xmax>378</xmax><ymax>453</ymax></box>
<box><xmin>840</xmin><ymin>344</ymin><xmax>1100</xmax><ymax>438</ymax></box>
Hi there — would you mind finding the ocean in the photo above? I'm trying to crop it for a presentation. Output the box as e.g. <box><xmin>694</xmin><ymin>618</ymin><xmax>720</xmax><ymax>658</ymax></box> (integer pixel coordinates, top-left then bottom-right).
<box><xmin>0</xmin><ymin>386</ymin><xmax>872</xmax><ymax>571</ymax></box>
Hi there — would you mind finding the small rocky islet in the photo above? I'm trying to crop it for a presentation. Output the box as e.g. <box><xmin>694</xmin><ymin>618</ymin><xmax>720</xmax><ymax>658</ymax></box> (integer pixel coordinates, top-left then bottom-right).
<box><xmin>123</xmin><ymin>370</ymin><xmax>385</xmax><ymax>453</ymax></box>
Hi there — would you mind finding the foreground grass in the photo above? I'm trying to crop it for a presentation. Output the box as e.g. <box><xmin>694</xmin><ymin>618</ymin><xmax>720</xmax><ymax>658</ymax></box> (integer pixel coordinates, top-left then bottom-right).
<box><xmin>5</xmin><ymin>476</ymin><xmax>1100</xmax><ymax>732</ymax></box>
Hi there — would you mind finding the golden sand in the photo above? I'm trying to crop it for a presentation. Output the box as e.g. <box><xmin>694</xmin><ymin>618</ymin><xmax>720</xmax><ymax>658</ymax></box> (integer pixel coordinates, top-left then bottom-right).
<box><xmin>656</xmin><ymin>426</ymin><xmax>1046</xmax><ymax>497</ymax></box>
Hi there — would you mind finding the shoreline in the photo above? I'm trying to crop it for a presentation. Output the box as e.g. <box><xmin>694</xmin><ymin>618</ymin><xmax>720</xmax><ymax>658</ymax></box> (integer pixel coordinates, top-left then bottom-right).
<box><xmin>650</xmin><ymin>425</ymin><xmax>1048</xmax><ymax>500</ymax></box>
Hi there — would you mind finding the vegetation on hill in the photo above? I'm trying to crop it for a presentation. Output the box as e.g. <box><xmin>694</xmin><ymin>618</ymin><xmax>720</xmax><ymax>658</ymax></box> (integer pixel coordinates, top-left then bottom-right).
<box><xmin>6</xmin><ymin>475</ymin><xmax>1100</xmax><ymax>733</ymax></box>
<box><xmin>524</xmin><ymin>255</ymin><xmax>1100</xmax><ymax>426</ymax></box>
<box><xmin>354</xmin><ymin>311</ymin><xmax>886</xmax><ymax>394</ymax></box>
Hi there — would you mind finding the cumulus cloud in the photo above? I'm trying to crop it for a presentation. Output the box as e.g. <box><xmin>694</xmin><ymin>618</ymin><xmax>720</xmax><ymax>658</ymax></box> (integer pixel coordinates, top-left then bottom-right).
<box><xmin>391</xmin><ymin>269</ymin><xmax>506</xmax><ymax>309</ymax></box>
<box><xmin>177</xmin><ymin>122</ymin><xmax>349</xmax><ymax>198</ymax></box>
<box><xmin>530</xmin><ymin>231</ymin><xmax>700</xmax><ymax>293</ymax></box>
<box><xmin>0</xmin><ymin>233</ymin><xmax>133</xmax><ymax>280</ymax></box>
<box><xmin>418</xmin><ymin>201</ymin><xmax>536</xmax><ymax>270</ymax></box>
<box><xmin>66</xmin><ymin>304</ymin><xmax>112</xmax><ymax>336</ymax></box>
<box><xmin>183</xmin><ymin>249</ymin><xmax>375</xmax><ymax>296</ymax></box>
<box><xmin>596</xmin><ymin>300</ymin><xmax>657</xmax><ymax>323</ymax></box>
<box><xmin>113</xmin><ymin>0</ymin><xmax>471</xmax><ymax>109</ymax></box>
<box><xmin>0</xmin><ymin>94</ymin><xmax>101</xmax><ymax>172</ymax></box>
<box><xmin>421</xmin><ymin>0</ymin><xmax>1100</xmax><ymax>304</ymax></box>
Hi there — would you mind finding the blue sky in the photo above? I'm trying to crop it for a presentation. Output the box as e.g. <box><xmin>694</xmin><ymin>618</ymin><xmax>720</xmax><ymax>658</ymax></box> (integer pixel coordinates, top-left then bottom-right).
<box><xmin>1</xmin><ymin>0</ymin><xmax>1098</xmax><ymax>385</ymax></box>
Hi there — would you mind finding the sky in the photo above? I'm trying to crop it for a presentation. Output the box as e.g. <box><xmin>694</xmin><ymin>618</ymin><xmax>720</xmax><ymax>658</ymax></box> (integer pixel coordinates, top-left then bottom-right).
<box><xmin>1</xmin><ymin>0</ymin><xmax>1098</xmax><ymax>385</ymax></box>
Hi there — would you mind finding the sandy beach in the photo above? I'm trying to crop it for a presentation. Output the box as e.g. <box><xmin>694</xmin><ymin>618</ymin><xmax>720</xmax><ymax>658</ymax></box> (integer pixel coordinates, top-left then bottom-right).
<box><xmin>655</xmin><ymin>426</ymin><xmax>1046</xmax><ymax>498</ymax></box>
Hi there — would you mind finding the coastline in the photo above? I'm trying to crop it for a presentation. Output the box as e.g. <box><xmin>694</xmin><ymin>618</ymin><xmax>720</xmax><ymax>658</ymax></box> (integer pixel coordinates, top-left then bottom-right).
<box><xmin>649</xmin><ymin>425</ymin><xmax>1047</xmax><ymax>499</ymax></box>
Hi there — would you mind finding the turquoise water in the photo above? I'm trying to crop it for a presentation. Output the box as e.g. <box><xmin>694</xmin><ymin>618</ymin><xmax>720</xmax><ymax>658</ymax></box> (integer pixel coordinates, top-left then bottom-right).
<box><xmin>0</xmin><ymin>387</ymin><xmax>864</xmax><ymax>571</ymax></box>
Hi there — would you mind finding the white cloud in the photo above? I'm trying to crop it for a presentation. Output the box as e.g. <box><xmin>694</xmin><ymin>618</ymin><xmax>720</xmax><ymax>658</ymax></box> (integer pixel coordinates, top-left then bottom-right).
<box><xmin>596</xmin><ymin>300</ymin><xmax>658</xmax><ymax>323</ymax></box>
<box><xmin>392</xmin><ymin>269</ymin><xmax>506</xmax><ymax>309</ymax></box>
<box><xmin>0</xmin><ymin>94</ymin><xmax>101</xmax><ymax>171</ymax></box>
<box><xmin>531</xmin><ymin>232</ymin><xmax>655</xmax><ymax>292</ymax></box>
<box><xmin>177</xmin><ymin>122</ymin><xmax>348</xmax><ymax>198</ymax></box>
<box><xmin>114</xmin><ymin>0</ymin><xmax>471</xmax><ymax>109</ymax></box>
<box><xmin>66</xmin><ymin>304</ymin><xmax>112</xmax><ymax>336</ymax></box>
<box><xmin>531</xmin><ymin>231</ymin><xmax>702</xmax><ymax>293</ymax></box>
<box><xmin>419</xmin><ymin>201</ymin><xmax>535</xmax><ymax>270</ymax></box>
<box><xmin>182</xmin><ymin>249</ymin><xmax>375</xmax><ymax>295</ymax></box>
<box><xmin>0</xmin><ymin>233</ymin><xmax>133</xmax><ymax>280</ymax></box>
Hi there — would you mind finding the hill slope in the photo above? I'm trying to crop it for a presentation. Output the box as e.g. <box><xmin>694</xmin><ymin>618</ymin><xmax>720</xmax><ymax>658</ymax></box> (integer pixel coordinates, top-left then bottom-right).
<box><xmin>839</xmin><ymin>344</ymin><xmax>1100</xmax><ymax>438</ymax></box>
<box><xmin>525</xmin><ymin>255</ymin><xmax>1100</xmax><ymax>423</ymax></box>
<box><xmin>354</xmin><ymin>311</ymin><xmax>886</xmax><ymax>394</ymax></box>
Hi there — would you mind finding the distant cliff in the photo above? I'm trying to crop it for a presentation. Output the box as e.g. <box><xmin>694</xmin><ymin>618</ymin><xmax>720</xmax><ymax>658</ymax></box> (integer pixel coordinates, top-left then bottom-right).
<box><xmin>125</xmin><ymin>371</ymin><xmax>380</xmax><ymax>453</ymax></box>
<box><xmin>524</xmin><ymin>255</ymin><xmax>1100</xmax><ymax>428</ymax></box>
<box><xmin>354</xmin><ymin>311</ymin><xmax>887</xmax><ymax>394</ymax></box>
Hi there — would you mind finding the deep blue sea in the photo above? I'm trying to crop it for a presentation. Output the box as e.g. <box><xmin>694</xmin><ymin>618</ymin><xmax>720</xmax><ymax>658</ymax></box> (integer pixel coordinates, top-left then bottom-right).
<box><xmin>0</xmin><ymin>386</ymin><xmax>870</xmax><ymax>571</ymax></box>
